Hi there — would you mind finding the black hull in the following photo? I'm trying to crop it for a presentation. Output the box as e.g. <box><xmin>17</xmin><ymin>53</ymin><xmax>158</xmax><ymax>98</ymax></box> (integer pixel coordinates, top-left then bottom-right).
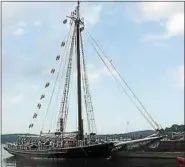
<box><xmin>4</xmin><ymin>143</ymin><xmax>114</xmax><ymax>158</ymax></box>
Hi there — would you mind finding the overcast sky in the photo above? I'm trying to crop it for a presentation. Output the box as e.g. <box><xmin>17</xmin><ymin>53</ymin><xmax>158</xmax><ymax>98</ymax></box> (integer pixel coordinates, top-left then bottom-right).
<box><xmin>2</xmin><ymin>1</ymin><xmax>184</xmax><ymax>134</ymax></box>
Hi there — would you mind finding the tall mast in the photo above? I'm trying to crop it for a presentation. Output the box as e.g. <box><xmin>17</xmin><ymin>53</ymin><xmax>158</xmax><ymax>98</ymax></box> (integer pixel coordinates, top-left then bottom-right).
<box><xmin>76</xmin><ymin>1</ymin><xmax>83</xmax><ymax>140</ymax></box>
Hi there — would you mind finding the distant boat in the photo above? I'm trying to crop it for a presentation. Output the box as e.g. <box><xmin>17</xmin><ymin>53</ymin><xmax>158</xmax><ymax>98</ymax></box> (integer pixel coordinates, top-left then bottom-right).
<box><xmin>4</xmin><ymin>1</ymin><xmax>163</xmax><ymax>159</ymax></box>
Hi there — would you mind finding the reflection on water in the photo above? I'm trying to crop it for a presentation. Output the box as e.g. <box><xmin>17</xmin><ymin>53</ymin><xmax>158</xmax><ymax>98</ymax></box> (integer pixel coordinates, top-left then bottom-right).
<box><xmin>1</xmin><ymin>145</ymin><xmax>179</xmax><ymax>167</ymax></box>
<box><xmin>2</xmin><ymin>156</ymin><xmax>179</xmax><ymax>167</ymax></box>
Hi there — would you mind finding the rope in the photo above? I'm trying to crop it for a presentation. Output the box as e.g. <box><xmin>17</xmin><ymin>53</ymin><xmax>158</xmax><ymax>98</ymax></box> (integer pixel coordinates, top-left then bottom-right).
<box><xmin>57</xmin><ymin>27</ymin><xmax>76</xmax><ymax>134</ymax></box>
<box><xmin>41</xmin><ymin>23</ymin><xmax>74</xmax><ymax>131</ymax></box>
<box><xmin>81</xmin><ymin>38</ymin><xmax>91</xmax><ymax>134</ymax></box>
<box><xmin>62</xmin><ymin>29</ymin><xmax>76</xmax><ymax>130</ymax></box>
<box><xmin>111</xmin><ymin>63</ymin><xmax>160</xmax><ymax>129</ymax></box>
<box><xmin>85</xmin><ymin>30</ymin><xmax>160</xmax><ymax>130</ymax></box>
<box><xmin>64</xmin><ymin>33</ymin><xmax>75</xmax><ymax>132</ymax></box>
<box><xmin>63</xmin><ymin>33</ymin><xmax>76</xmax><ymax>131</ymax></box>
<box><xmin>48</xmin><ymin>27</ymin><xmax>72</xmax><ymax>131</ymax></box>
<box><xmin>87</xmin><ymin>37</ymin><xmax>156</xmax><ymax>130</ymax></box>
<box><xmin>28</xmin><ymin>26</ymin><xmax>74</xmax><ymax>133</ymax></box>
<box><xmin>80</xmin><ymin>31</ymin><xmax>97</xmax><ymax>134</ymax></box>
<box><xmin>55</xmin><ymin>24</ymin><xmax>75</xmax><ymax>131</ymax></box>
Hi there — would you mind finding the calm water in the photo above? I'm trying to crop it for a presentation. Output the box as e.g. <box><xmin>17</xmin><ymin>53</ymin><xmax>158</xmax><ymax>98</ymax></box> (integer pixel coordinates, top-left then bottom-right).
<box><xmin>1</xmin><ymin>145</ymin><xmax>179</xmax><ymax>167</ymax></box>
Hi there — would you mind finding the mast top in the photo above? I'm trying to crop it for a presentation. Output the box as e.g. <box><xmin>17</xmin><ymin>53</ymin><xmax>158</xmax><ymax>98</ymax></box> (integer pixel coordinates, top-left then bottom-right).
<box><xmin>77</xmin><ymin>0</ymin><xmax>80</xmax><ymax>6</ymax></box>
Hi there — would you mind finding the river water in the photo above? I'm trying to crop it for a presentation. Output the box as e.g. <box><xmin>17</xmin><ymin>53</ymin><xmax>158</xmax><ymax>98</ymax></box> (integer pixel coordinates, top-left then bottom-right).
<box><xmin>1</xmin><ymin>145</ymin><xmax>179</xmax><ymax>167</ymax></box>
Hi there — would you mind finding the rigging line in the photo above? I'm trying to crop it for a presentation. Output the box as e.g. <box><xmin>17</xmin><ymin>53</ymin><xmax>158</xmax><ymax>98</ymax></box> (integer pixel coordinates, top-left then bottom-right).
<box><xmin>58</xmin><ymin>27</ymin><xmax>76</xmax><ymax>134</ymax></box>
<box><xmin>63</xmin><ymin>47</ymin><xmax>76</xmax><ymax>132</ymax></box>
<box><xmin>55</xmin><ymin>24</ymin><xmax>76</xmax><ymax>131</ymax></box>
<box><xmin>62</xmin><ymin>30</ymin><xmax>76</xmax><ymax>120</ymax></box>
<box><xmin>49</xmin><ymin>74</ymin><xmax>63</xmax><ymax>132</ymax></box>
<box><xmin>51</xmin><ymin>24</ymin><xmax>76</xmax><ymax>132</ymax></box>
<box><xmin>47</xmin><ymin>25</ymin><xmax>74</xmax><ymax>132</ymax></box>
<box><xmin>80</xmin><ymin>30</ymin><xmax>91</xmax><ymax>133</ymax></box>
<box><xmin>81</xmin><ymin>62</ymin><xmax>91</xmax><ymax>133</ymax></box>
<box><xmin>81</xmin><ymin>70</ymin><xmax>91</xmax><ymax>133</ymax></box>
<box><xmin>85</xmin><ymin>30</ymin><xmax>160</xmax><ymax>130</ymax></box>
<box><xmin>41</xmin><ymin>23</ymin><xmax>74</xmax><ymax>131</ymax></box>
<box><xmin>55</xmin><ymin>26</ymin><xmax>75</xmax><ymax>131</ymax></box>
<box><xmin>63</xmin><ymin>33</ymin><xmax>77</xmax><ymax>131</ymax></box>
<box><xmin>88</xmin><ymin>30</ymin><xmax>160</xmax><ymax>130</ymax></box>
<box><xmin>49</xmin><ymin>85</ymin><xmax>61</xmax><ymax>131</ymax></box>
<box><xmin>80</xmin><ymin>39</ymin><xmax>91</xmax><ymax>134</ymax></box>
<box><xmin>80</xmin><ymin>31</ymin><xmax>97</xmax><ymax>134</ymax></box>
<box><xmin>111</xmin><ymin>63</ymin><xmax>160</xmax><ymax>129</ymax></box>
<box><xmin>29</xmin><ymin>26</ymin><xmax>72</xmax><ymax>132</ymax></box>
<box><xmin>60</xmin><ymin>33</ymin><xmax>75</xmax><ymax>133</ymax></box>
<box><xmin>88</xmin><ymin>39</ymin><xmax>156</xmax><ymax>130</ymax></box>
<box><xmin>63</xmin><ymin>32</ymin><xmax>76</xmax><ymax>132</ymax></box>
<box><xmin>94</xmin><ymin>45</ymin><xmax>156</xmax><ymax>130</ymax></box>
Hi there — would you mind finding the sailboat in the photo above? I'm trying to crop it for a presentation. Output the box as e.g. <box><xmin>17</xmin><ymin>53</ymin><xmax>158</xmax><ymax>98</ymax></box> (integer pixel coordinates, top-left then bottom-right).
<box><xmin>3</xmin><ymin>1</ymin><xmax>164</xmax><ymax>159</ymax></box>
